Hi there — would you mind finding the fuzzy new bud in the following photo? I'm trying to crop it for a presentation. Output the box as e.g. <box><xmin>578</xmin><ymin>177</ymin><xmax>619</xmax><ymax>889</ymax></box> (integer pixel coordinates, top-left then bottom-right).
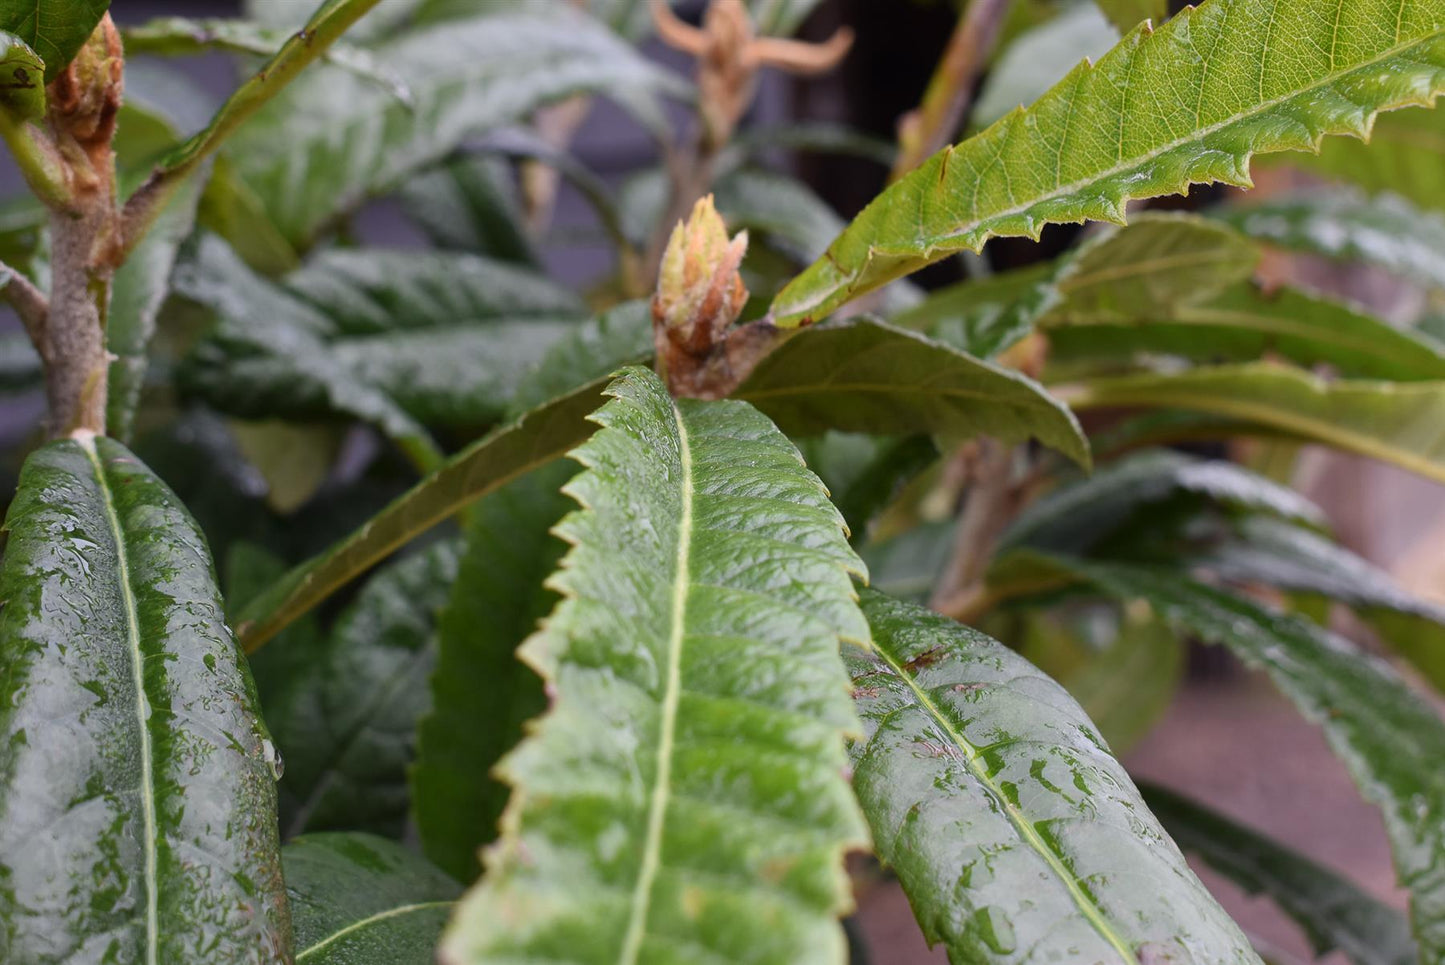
<box><xmin>653</xmin><ymin>195</ymin><xmax>749</xmax><ymax>354</ymax></box>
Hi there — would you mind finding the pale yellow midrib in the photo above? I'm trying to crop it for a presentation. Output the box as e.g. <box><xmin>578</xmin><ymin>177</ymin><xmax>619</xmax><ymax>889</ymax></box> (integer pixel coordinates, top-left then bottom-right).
<box><xmin>874</xmin><ymin>646</ymin><xmax>1136</xmax><ymax>963</ymax></box>
<box><xmin>617</xmin><ymin>403</ymin><xmax>693</xmax><ymax>965</ymax></box>
<box><xmin>78</xmin><ymin>433</ymin><xmax>159</xmax><ymax>965</ymax></box>
<box><xmin>296</xmin><ymin>901</ymin><xmax>453</xmax><ymax>961</ymax></box>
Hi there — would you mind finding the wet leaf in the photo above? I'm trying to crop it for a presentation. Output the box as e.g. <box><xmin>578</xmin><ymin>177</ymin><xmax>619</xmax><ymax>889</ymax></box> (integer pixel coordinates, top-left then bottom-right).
<box><xmin>412</xmin><ymin>460</ymin><xmax>574</xmax><ymax>883</ymax></box>
<box><xmin>440</xmin><ymin>367</ymin><xmax>870</xmax><ymax>964</ymax></box>
<box><xmin>285</xmin><ymin>832</ymin><xmax>458</xmax><ymax>964</ymax></box>
<box><xmin>1142</xmin><ymin>783</ymin><xmax>1418</xmax><ymax>965</ymax></box>
<box><xmin>849</xmin><ymin>589</ymin><xmax>1259</xmax><ymax>964</ymax></box>
<box><xmin>0</xmin><ymin>435</ymin><xmax>288</xmax><ymax>961</ymax></box>
<box><xmin>771</xmin><ymin>0</ymin><xmax>1445</xmax><ymax>325</ymax></box>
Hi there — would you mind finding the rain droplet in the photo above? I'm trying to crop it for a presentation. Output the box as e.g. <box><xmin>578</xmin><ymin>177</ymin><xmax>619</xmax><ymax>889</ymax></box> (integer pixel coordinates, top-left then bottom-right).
<box><xmin>262</xmin><ymin>739</ymin><xmax>284</xmax><ymax>781</ymax></box>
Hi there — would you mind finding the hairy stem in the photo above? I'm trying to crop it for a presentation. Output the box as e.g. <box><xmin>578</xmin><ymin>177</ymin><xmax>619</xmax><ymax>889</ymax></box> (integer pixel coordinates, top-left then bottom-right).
<box><xmin>929</xmin><ymin>438</ymin><xmax>1022</xmax><ymax>614</ymax></box>
<box><xmin>891</xmin><ymin>0</ymin><xmax>1011</xmax><ymax>180</ymax></box>
<box><xmin>1</xmin><ymin>263</ymin><xmax>49</xmax><ymax>347</ymax></box>
<box><xmin>45</xmin><ymin>206</ymin><xmax>113</xmax><ymax>435</ymax></box>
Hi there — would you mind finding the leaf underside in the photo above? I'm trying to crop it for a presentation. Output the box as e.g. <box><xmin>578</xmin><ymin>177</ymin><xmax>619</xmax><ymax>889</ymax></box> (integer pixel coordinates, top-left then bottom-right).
<box><xmin>771</xmin><ymin>0</ymin><xmax>1445</xmax><ymax>325</ymax></box>
<box><xmin>849</xmin><ymin>589</ymin><xmax>1260</xmax><ymax>965</ymax></box>
<box><xmin>0</xmin><ymin>435</ymin><xmax>288</xmax><ymax>962</ymax></box>
<box><xmin>441</xmin><ymin>367</ymin><xmax>871</xmax><ymax>965</ymax></box>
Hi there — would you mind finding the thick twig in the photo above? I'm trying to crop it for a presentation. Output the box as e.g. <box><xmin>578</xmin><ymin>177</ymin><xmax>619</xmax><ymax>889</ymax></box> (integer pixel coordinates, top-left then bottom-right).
<box><xmin>891</xmin><ymin>0</ymin><xmax>1011</xmax><ymax>180</ymax></box>
<box><xmin>928</xmin><ymin>438</ymin><xmax>1023</xmax><ymax>615</ymax></box>
<box><xmin>1</xmin><ymin>264</ymin><xmax>49</xmax><ymax>349</ymax></box>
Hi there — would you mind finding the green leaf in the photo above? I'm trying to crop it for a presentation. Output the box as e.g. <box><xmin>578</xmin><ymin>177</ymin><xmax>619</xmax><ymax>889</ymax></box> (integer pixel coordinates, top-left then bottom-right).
<box><xmin>999</xmin><ymin>449</ymin><xmax>1326</xmax><ymax>555</ymax></box>
<box><xmin>234</xmin><ymin>375</ymin><xmax>610</xmax><ymax>651</ymax></box>
<box><xmin>1192</xmin><ymin>514</ymin><xmax>1445</xmax><ymax>694</ymax></box>
<box><xmin>413</xmin><ymin>460</ymin><xmax>573</xmax><ymax>884</ymax></box>
<box><xmin>285</xmin><ymin>832</ymin><xmax>459</xmax><ymax>965</ymax></box>
<box><xmin>892</xmin><ymin>262</ymin><xmax>1058</xmax><ymax>359</ymax></box>
<box><xmin>107</xmin><ymin>169</ymin><xmax>204</xmax><ymax>442</ymax></box>
<box><xmin>795</xmin><ymin>433</ymin><xmax>939</xmax><ymax>540</ymax></box>
<box><xmin>771</xmin><ymin>0</ymin><xmax>1445</xmax><ymax>326</ymax></box>
<box><xmin>178</xmin><ymin>237</ymin><xmax>585</xmax><ymax>455</ymax></box>
<box><xmin>0</xmin><ymin>434</ymin><xmax>288</xmax><ymax>961</ymax></box>
<box><xmin>252</xmin><ymin>540</ymin><xmax>459</xmax><ymax>840</ymax></box>
<box><xmin>1030</xmin><ymin>555</ymin><xmax>1445</xmax><ymax>961</ymax></box>
<box><xmin>1219</xmin><ymin>190</ymin><xmax>1445</xmax><ymax>290</ymax></box>
<box><xmin>1142</xmin><ymin>783</ymin><xmax>1418</xmax><ymax>965</ymax></box>
<box><xmin>973</xmin><ymin>4</ymin><xmax>1119</xmax><ymax>130</ymax></box>
<box><xmin>398</xmin><ymin>154</ymin><xmax>536</xmax><ymax>264</ymax></box>
<box><xmin>1273</xmin><ymin>105</ymin><xmax>1445</xmax><ymax>212</ymax></box>
<box><xmin>848</xmin><ymin>589</ymin><xmax>1259</xmax><ymax>964</ymax></box>
<box><xmin>1065</xmin><ymin>363</ymin><xmax>1445</xmax><ymax>483</ymax></box>
<box><xmin>0</xmin><ymin>29</ymin><xmax>45</xmax><ymax>120</ymax></box>
<box><xmin>1092</xmin><ymin>0</ymin><xmax>1168</xmax><ymax>33</ymax></box>
<box><xmin>441</xmin><ymin>368</ymin><xmax>870</xmax><ymax>964</ymax></box>
<box><xmin>508</xmin><ymin>299</ymin><xmax>652</xmax><ymax>415</ymax></box>
<box><xmin>734</xmin><ymin>318</ymin><xmax>1090</xmax><ymax>468</ymax></box>
<box><xmin>225</xmin><ymin>9</ymin><xmax>682</xmax><ymax>249</ymax></box>
<box><xmin>122</xmin><ymin>16</ymin><xmax>412</xmax><ymax>105</ymax></box>
<box><xmin>0</xmin><ymin>0</ymin><xmax>107</xmax><ymax>82</ymax></box>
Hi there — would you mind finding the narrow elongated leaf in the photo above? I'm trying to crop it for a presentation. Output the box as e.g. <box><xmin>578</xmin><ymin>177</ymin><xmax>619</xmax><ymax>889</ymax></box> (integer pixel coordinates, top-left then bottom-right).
<box><xmin>892</xmin><ymin>263</ymin><xmax>1058</xmax><ymax>358</ymax></box>
<box><xmin>1030</xmin><ymin>555</ymin><xmax>1445</xmax><ymax>961</ymax></box>
<box><xmin>1220</xmin><ymin>190</ymin><xmax>1445</xmax><ymax>290</ymax></box>
<box><xmin>1194</xmin><ymin>515</ymin><xmax>1445</xmax><ymax>693</ymax></box>
<box><xmin>107</xmin><ymin>171</ymin><xmax>203</xmax><ymax>441</ymax></box>
<box><xmin>441</xmin><ymin>368</ymin><xmax>870</xmax><ymax>964</ymax></box>
<box><xmin>771</xmin><ymin>0</ymin><xmax>1445</xmax><ymax>325</ymax></box>
<box><xmin>285</xmin><ymin>833</ymin><xmax>459</xmax><ymax>965</ymax></box>
<box><xmin>1276</xmin><ymin>106</ymin><xmax>1445</xmax><ymax>212</ymax></box>
<box><xmin>1142</xmin><ymin>783</ymin><xmax>1418</xmax><ymax>965</ymax></box>
<box><xmin>234</xmin><ymin>376</ymin><xmax>609</xmax><ymax>651</ymax></box>
<box><xmin>734</xmin><ymin>318</ymin><xmax>1091</xmax><ymax>468</ymax></box>
<box><xmin>413</xmin><ymin>461</ymin><xmax>573</xmax><ymax>883</ymax></box>
<box><xmin>0</xmin><ymin>434</ymin><xmax>288</xmax><ymax>961</ymax></box>
<box><xmin>1065</xmin><ymin>363</ymin><xmax>1445</xmax><ymax>483</ymax></box>
<box><xmin>849</xmin><ymin>589</ymin><xmax>1259</xmax><ymax>964</ymax></box>
<box><xmin>178</xmin><ymin>238</ymin><xmax>584</xmax><ymax>454</ymax></box>
<box><xmin>225</xmin><ymin>9</ymin><xmax>682</xmax><ymax>248</ymax></box>
<box><xmin>252</xmin><ymin>540</ymin><xmax>459</xmax><ymax>840</ymax></box>
<box><xmin>399</xmin><ymin>155</ymin><xmax>536</xmax><ymax>264</ymax></box>
<box><xmin>1000</xmin><ymin>449</ymin><xmax>1326</xmax><ymax>555</ymax></box>
<box><xmin>0</xmin><ymin>0</ymin><xmax>108</xmax><ymax>81</ymax></box>
<box><xmin>508</xmin><ymin>300</ymin><xmax>652</xmax><ymax>415</ymax></box>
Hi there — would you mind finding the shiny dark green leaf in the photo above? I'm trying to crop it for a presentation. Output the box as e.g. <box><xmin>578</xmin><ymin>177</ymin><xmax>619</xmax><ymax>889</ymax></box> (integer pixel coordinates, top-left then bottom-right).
<box><xmin>734</xmin><ymin>318</ymin><xmax>1090</xmax><ymax>468</ymax></box>
<box><xmin>1220</xmin><ymin>190</ymin><xmax>1445</xmax><ymax>290</ymax></box>
<box><xmin>412</xmin><ymin>460</ymin><xmax>574</xmax><ymax>883</ymax></box>
<box><xmin>508</xmin><ymin>299</ymin><xmax>651</xmax><ymax>415</ymax></box>
<box><xmin>253</xmin><ymin>540</ymin><xmax>459</xmax><ymax>840</ymax></box>
<box><xmin>0</xmin><ymin>0</ymin><xmax>107</xmax><ymax>82</ymax></box>
<box><xmin>1033</xmin><ymin>555</ymin><xmax>1445</xmax><ymax>960</ymax></box>
<box><xmin>849</xmin><ymin>589</ymin><xmax>1259</xmax><ymax>964</ymax></box>
<box><xmin>1142</xmin><ymin>783</ymin><xmax>1418</xmax><ymax>965</ymax></box>
<box><xmin>398</xmin><ymin>154</ymin><xmax>536</xmax><ymax>264</ymax></box>
<box><xmin>224</xmin><ymin>9</ymin><xmax>682</xmax><ymax>249</ymax></box>
<box><xmin>285</xmin><ymin>832</ymin><xmax>458</xmax><ymax>964</ymax></box>
<box><xmin>441</xmin><ymin>367</ymin><xmax>870</xmax><ymax>964</ymax></box>
<box><xmin>771</xmin><ymin>0</ymin><xmax>1445</xmax><ymax>326</ymax></box>
<box><xmin>234</xmin><ymin>375</ymin><xmax>609</xmax><ymax>651</ymax></box>
<box><xmin>0</xmin><ymin>434</ymin><xmax>288</xmax><ymax>961</ymax></box>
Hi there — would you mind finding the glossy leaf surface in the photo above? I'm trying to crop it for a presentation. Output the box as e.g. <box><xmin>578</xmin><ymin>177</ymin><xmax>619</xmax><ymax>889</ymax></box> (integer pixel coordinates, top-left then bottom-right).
<box><xmin>849</xmin><ymin>589</ymin><xmax>1259</xmax><ymax>964</ymax></box>
<box><xmin>413</xmin><ymin>461</ymin><xmax>573</xmax><ymax>883</ymax></box>
<box><xmin>1220</xmin><ymin>190</ymin><xmax>1445</xmax><ymax>290</ymax></box>
<box><xmin>0</xmin><ymin>435</ymin><xmax>288</xmax><ymax>962</ymax></box>
<box><xmin>0</xmin><ymin>0</ymin><xmax>108</xmax><ymax>81</ymax></box>
<box><xmin>285</xmin><ymin>832</ymin><xmax>458</xmax><ymax>964</ymax></box>
<box><xmin>441</xmin><ymin>368</ymin><xmax>870</xmax><ymax>964</ymax></box>
<box><xmin>253</xmin><ymin>541</ymin><xmax>460</xmax><ymax>840</ymax></box>
<box><xmin>1037</xmin><ymin>556</ymin><xmax>1445</xmax><ymax>962</ymax></box>
<box><xmin>771</xmin><ymin>0</ymin><xmax>1445</xmax><ymax>325</ymax></box>
<box><xmin>1066</xmin><ymin>363</ymin><xmax>1445</xmax><ymax>483</ymax></box>
<box><xmin>225</xmin><ymin>9</ymin><xmax>680</xmax><ymax>248</ymax></box>
<box><xmin>1143</xmin><ymin>783</ymin><xmax>1418</xmax><ymax>965</ymax></box>
<box><xmin>234</xmin><ymin>376</ymin><xmax>609</xmax><ymax>651</ymax></box>
<box><xmin>734</xmin><ymin>318</ymin><xmax>1090</xmax><ymax>468</ymax></box>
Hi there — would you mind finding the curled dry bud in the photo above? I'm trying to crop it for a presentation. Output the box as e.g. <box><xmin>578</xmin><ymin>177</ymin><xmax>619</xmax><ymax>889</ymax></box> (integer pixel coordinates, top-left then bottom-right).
<box><xmin>653</xmin><ymin>195</ymin><xmax>775</xmax><ymax>399</ymax></box>
<box><xmin>47</xmin><ymin>13</ymin><xmax>123</xmax><ymax>197</ymax></box>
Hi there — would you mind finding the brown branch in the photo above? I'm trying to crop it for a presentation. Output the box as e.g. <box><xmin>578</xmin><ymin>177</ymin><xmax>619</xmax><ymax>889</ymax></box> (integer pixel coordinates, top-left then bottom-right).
<box><xmin>928</xmin><ymin>438</ymin><xmax>1023</xmax><ymax>615</ymax></box>
<box><xmin>1</xmin><ymin>264</ymin><xmax>49</xmax><ymax>350</ymax></box>
<box><xmin>891</xmin><ymin>0</ymin><xmax>1011</xmax><ymax>181</ymax></box>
